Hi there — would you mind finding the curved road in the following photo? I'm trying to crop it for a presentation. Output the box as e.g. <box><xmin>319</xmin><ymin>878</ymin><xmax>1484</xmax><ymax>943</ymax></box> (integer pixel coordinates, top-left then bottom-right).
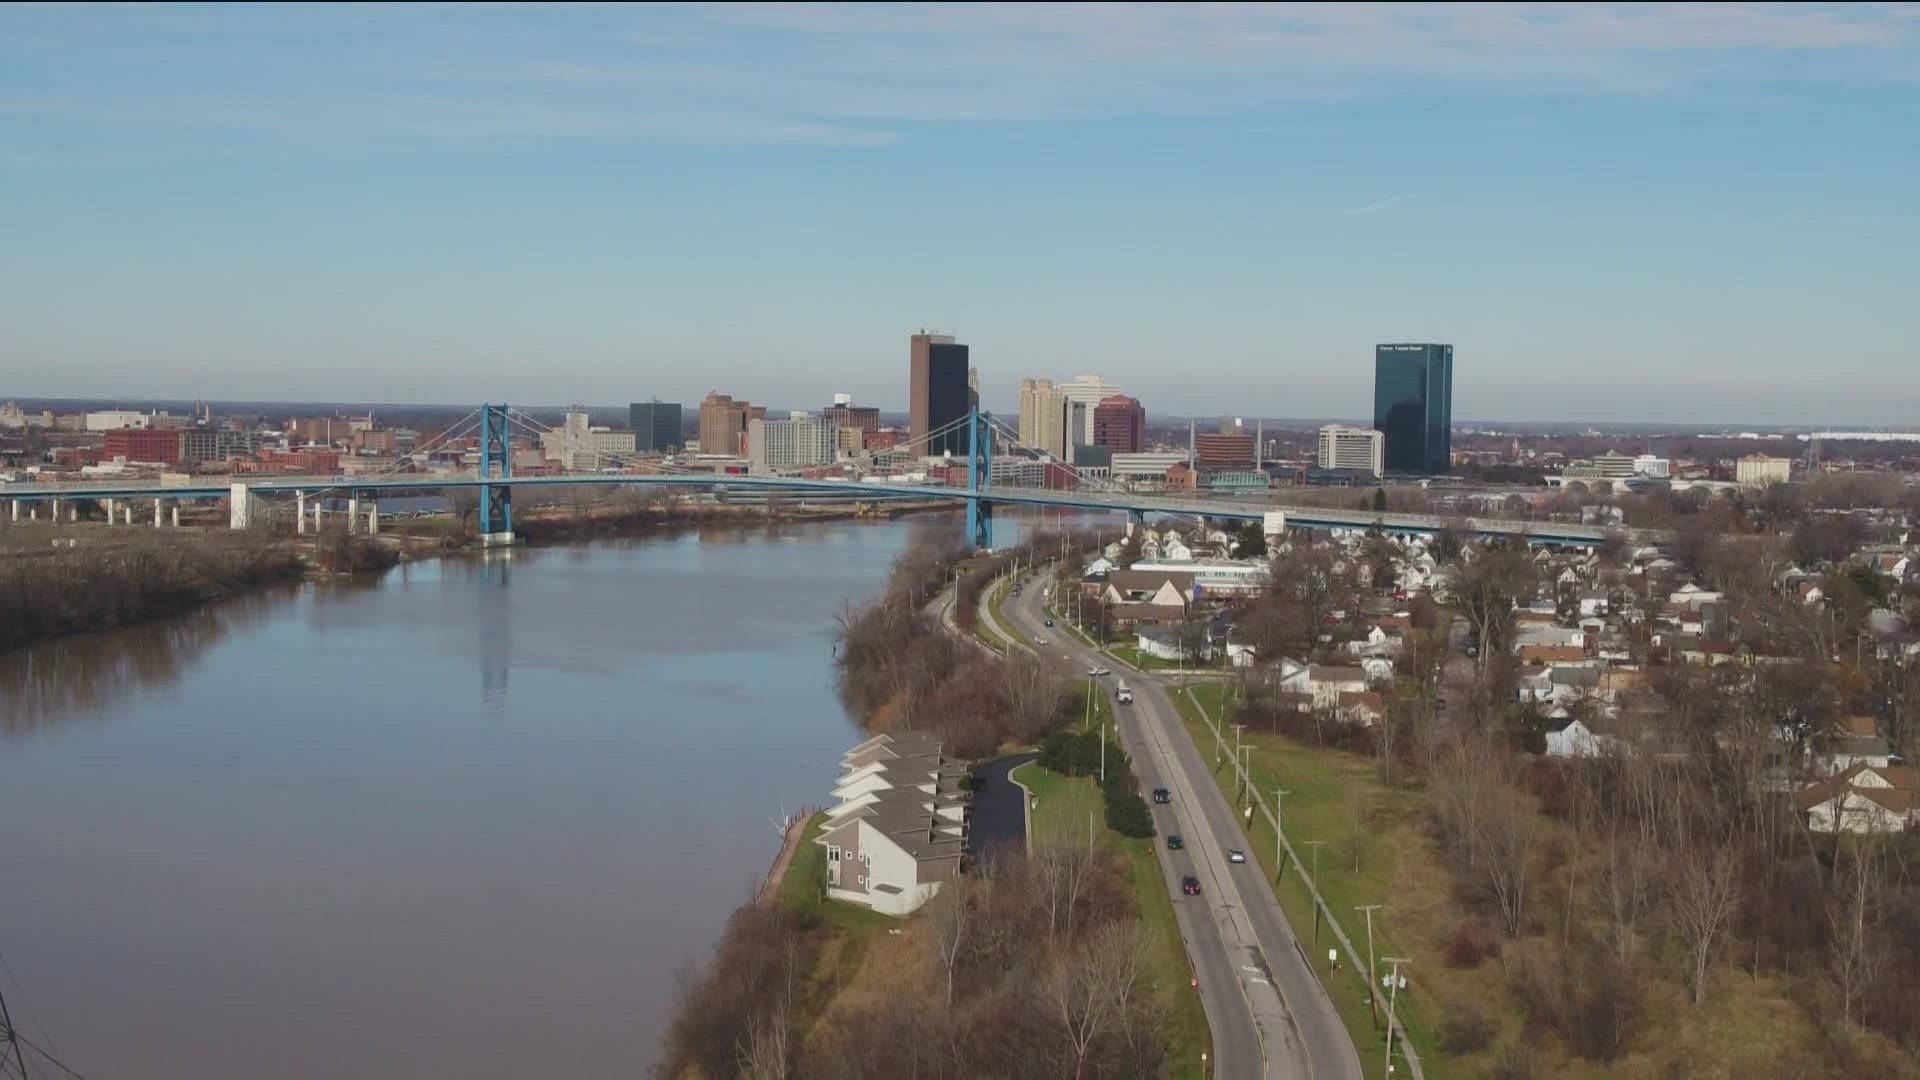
<box><xmin>1005</xmin><ymin>571</ymin><xmax>1364</xmax><ymax>1080</ymax></box>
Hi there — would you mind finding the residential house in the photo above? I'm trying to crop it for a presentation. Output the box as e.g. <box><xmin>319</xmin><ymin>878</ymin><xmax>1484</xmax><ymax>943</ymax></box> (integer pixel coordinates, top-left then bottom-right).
<box><xmin>814</xmin><ymin>732</ymin><xmax>970</xmax><ymax>916</ymax></box>
<box><xmin>1797</xmin><ymin>763</ymin><xmax>1920</xmax><ymax>834</ymax></box>
<box><xmin>1102</xmin><ymin>570</ymin><xmax>1194</xmax><ymax>609</ymax></box>
<box><xmin>1816</xmin><ymin>715</ymin><xmax>1892</xmax><ymax>776</ymax></box>
<box><xmin>1518</xmin><ymin>643</ymin><xmax>1592</xmax><ymax>667</ymax></box>
<box><xmin>1136</xmin><ymin>624</ymin><xmax>1212</xmax><ymax>662</ymax></box>
<box><xmin>1545</xmin><ymin>715</ymin><xmax>1618</xmax><ymax>758</ymax></box>
<box><xmin>1307</xmin><ymin>665</ymin><xmax>1371</xmax><ymax>710</ymax></box>
<box><xmin>1336</xmin><ymin>691</ymin><xmax>1385</xmax><ymax>727</ymax></box>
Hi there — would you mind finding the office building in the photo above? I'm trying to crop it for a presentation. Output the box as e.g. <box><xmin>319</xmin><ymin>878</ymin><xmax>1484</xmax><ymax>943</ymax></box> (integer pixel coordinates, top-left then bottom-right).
<box><xmin>1373</xmin><ymin>343</ymin><xmax>1453</xmax><ymax>474</ymax></box>
<box><xmin>909</xmin><ymin>332</ymin><xmax>971</xmax><ymax>457</ymax></box>
<box><xmin>1195</xmin><ymin>419</ymin><xmax>1255</xmax><ymax>470</ymax></box>
<box><xmin>1017</xmin><ymin>378</ymin><xmax>1087</xmax><ymax>462</ymax></box>
<box><xmin>1736</xmin><ymin>454</ymin><xmax>1792</xmax><ymax>489</ymax></box>
<box><xmin>1092</xmin><ymin>395</ymin><xmax>1146</xmax><ymax>454</ymax></box>
<box><xmin>748</xmin><ymin>414</ymin><xmax>838</xmax><ymax>474</ymax></box>
<box><xmin>629</xmin><ymin>400</ymin><xmax>682</xmax><ymax>452</ymax></box>
<box><xmin>822</xmin><ymin>395</ymin><xmax>880</xmax><ymax>447</ymax></box>
<box><xmin>103</xmin><ymin>427</ymin><xmax>182</xmax><ymax>465</ymax></box>
<box><xmin>698</xmin><ymin>392</ymin><xmax>766</xmax><ymax>456</ymax></box>
<box><xmin>86</xmin><ymin>410</ymin><xmax>148</xmax><ymax>432</ymax></box>
<box><xmin>1054</xmin><ymin>374</ymin><xmax>1124</xmax><ymax>445</ymax></box>
<box><xmin>179</xmin><ymin>429</ymin><xmax>219</xmax><ymax>466</ymax></box>
<box><xmin>541</xmin><ymin>408</ymin><xmax>637</xmax><ymax>469</ymax></box>
<box><xmin>1317</xmin><ymin>425</ymin><xmax>1385</xmax><ymax>478</ymax></box>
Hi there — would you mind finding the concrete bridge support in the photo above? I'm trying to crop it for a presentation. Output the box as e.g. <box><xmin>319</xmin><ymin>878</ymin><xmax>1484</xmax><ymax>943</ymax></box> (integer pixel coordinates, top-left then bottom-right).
<box><xmin>296</xmin><ymin>491</ymin><xmax>307</xmax><ymax>534</ymax></box>
<box><xmin>229</xmin><ymin>483</ymin><xmax>257</xmax><ymax>530</ymax></box>
<box><xmin>122</xmin><ymin>503</ymin><xmax>133</xmax><ymax>525</ymax></box>
<box><xmin>347</xmin><ymin>493</ymin><xmax>361</xmax><ymax>535</ymax></box>
<box><xmin>171</xmin><ymin>504</ymin><xmax>180</xmax><ymax>528</ymax></box>
<box><xmin>9</xmin><ymin>500</ymin><xmax>17</xmax><ymax>523</ymax></box>
<box><xmin>366</xmin><ymin>500</ymin><xmax>379</xmax><ymax>536</ymax></box>
<box><xmin>154</xmin><ymin>499</ymin><xmax>164</xmax><ymax>528</ymax></box>
<box><xmin>105</xmin><ymin>497</ymin><xmax>116</xmax><ymax>524</ymax></box>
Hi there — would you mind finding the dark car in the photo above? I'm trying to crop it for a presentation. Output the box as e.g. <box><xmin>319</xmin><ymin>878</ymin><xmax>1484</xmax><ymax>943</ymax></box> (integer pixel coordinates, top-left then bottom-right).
<box><xmin>1181</xmin><ymin>875</ymin><xmax>1201</xmax><ymax>896</ymax></box>
<box><xmin>1151</xmin><ymin>787</ymin><xmax>1171</xmax><ymax>804</ymax></box>
<box><xmin>1166</xmin><ymin>833</ymin><xmax>1184</xmax><ymax>850</ymax></box>
<box><xmin>1043</xmin><ymin>618</ymin><xmax>1054</xmax><ymax>627</ymax></box>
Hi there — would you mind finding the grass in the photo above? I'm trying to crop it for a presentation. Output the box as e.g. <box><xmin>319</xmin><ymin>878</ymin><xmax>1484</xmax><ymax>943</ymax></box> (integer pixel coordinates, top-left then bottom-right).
<box><xmin>1016</xmin><ymin>762</ymin><xmax>1212</xmax><ymax>1080</ymax></box>
<box><xmin>1107</xmin><ymin>642</ymin><xmax>1227</xmax><ymax>673</ymax></box>
<box><xmin>778</xmin><ymin>811</ymin><xmax>911</xmax><ymax>933</ymax></box>
<box><xmin>1173</xmin><ymin>683</ymin><xmax>1446</xmax><ymax>1080</ymax></box>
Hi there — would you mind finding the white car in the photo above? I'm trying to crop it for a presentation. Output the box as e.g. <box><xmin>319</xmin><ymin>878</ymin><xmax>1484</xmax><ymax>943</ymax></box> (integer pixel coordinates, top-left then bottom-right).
<box><xmin>1228</xmin><ymin>849</ymin><xmax>1247</xmax><ymax>864</ymax></box>
<box><xmin>1033</xmin><ymin>635</ymin><xmax>1049</xmax><ymax>645</ymax></box>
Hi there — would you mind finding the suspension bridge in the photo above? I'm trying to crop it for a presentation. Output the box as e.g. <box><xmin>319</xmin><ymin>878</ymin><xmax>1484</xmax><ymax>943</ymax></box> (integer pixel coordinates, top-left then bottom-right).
<box><xmin>0</xmin><ymin>404</ymin><xmax>1634</xmax><ymax>547</ymax></box>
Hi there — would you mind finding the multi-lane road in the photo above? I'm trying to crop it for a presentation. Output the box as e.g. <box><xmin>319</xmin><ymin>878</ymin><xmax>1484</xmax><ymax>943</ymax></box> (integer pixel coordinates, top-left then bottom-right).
<box><xmin>1001</xmin><ymin>572</ymin><xmax>1363</xmax><ymax>1080</ymax></box>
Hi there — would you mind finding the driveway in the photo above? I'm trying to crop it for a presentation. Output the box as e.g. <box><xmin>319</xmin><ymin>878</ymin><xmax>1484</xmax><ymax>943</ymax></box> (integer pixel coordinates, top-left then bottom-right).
<box><xmin>969</xmin><ymin>751</ymin><xmax>1035</xmax><ymax>868</ymax></box>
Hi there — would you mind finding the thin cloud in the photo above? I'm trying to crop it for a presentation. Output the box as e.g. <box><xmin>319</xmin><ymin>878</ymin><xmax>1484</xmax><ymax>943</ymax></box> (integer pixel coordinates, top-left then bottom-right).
<box><xmin>1345</xmin><ymin>193</ymin><xmax>1411</xmax><ymax>216</ymax></box>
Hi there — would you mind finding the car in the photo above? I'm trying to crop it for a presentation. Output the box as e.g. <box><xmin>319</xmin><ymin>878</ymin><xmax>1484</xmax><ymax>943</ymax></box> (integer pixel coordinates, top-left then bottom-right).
<box><xmin>1228</xmin><ymin>849</ymin><xmax>1247</xmax><ymax>864</ymax></box>
<box><xmin>1090</xmin><ymin>665</ymin><xmax>1111</xmax><ymax>677</ymax></box>
<box><xmin>1181</xmin><ymin>875</ymin><xmax>1201</xmax><ymax>896</ymax></box>
<box><xmin>1151</xmin><ymin>787</ymin><xmax>1171</xmax><ymax>804</ymax></box>
<box><xmin>1166</xmin><ymin>834</ymin><xmax>1184</xmax><ymax>850</ymax></box>
<box><xmin>1033</xmin><ymin>635</ymin><xmax>1048</xmax><ymax>645</ymax></box>
<box><xmin>1115</xmin><ymin>685</ymin><xmax>1133</xmax><ymax>704</ymax></box>
<box><xmin>1043</xmin><ymin>618</ymin><xmax>1054</xmax><ymax>627</ymax></box>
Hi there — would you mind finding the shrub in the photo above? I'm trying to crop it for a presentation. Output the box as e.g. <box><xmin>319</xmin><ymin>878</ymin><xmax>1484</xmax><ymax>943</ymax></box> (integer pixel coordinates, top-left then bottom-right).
<box><xmin>1105</xmin><ymin>791</ymin><xmax>1155</xmax><ymax>838</ymax></box>
<box><xmin>1438</xmin><ymin>1005</ymin><xmax>1496</xmax><ymax>1055</ymax></box>
<box><xmin>1442</xmin><ymin>921</ymin><xmax>1497</xmax><ymax>969</ymax></box>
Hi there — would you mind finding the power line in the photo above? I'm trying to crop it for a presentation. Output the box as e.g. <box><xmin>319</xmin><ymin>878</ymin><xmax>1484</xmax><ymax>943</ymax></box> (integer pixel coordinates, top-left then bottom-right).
<box><xmin>13</xmin><ymin>1033</ymin><xmax>83</xmax><ymax>1080</ymax></box>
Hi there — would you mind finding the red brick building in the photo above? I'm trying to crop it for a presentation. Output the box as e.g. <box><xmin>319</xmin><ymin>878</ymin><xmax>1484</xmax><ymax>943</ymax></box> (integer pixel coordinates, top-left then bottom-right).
<box><xmin>1092</xmin><ymin>395</ymin><xmax>1145</xmax><ymax>453</ymax></box>
<box><xmin>104</xmin><ymin>427</ymin><xmax>182</xmax><ymax>465</ymax></box>
<box><xmin>1194</xmin><ymin>432</ymin><xmax>1255</xmax><ymax>470</ymax></box>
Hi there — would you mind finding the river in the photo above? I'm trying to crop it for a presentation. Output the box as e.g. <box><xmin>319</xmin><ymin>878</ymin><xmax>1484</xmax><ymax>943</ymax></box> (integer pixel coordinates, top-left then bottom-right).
<box><xmin>0</xmin><ymin>511</ymin><xmax>1109</xmax><ymax>1078</ymax></box>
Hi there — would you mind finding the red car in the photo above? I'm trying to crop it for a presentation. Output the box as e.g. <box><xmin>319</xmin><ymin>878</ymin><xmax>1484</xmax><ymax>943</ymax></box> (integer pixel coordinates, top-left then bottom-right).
<box><xmin>1181</xmin><ymin>875</ymin><xmax>1201</xmax><ymax>896</ymax></box>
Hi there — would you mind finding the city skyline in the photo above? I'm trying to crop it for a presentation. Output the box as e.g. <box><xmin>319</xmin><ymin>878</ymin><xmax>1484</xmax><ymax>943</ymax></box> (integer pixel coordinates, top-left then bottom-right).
<box><xmin>3</xmin><ymin>5</ymin><xmax>1918</xmax><ymax>423</ymax></box>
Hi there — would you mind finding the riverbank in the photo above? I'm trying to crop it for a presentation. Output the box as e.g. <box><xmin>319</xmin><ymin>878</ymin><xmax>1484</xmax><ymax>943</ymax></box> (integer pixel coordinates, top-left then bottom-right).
<box><xmin>0</xmin><ymin>529</ymin><xmax>307</xmax><ymax>651</ymax></box>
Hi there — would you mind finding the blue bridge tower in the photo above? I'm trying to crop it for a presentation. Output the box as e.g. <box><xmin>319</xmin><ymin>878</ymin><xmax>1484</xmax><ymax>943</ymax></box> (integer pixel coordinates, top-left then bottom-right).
<box><xmin>479</xmin><ymin>403</ymin><xmax>514</xmax><ymax>547</ymax></box>
<box><xmin>965</xmin><ymin>407</ymin><xmax>993</xmax><ymax>550</ymax></box>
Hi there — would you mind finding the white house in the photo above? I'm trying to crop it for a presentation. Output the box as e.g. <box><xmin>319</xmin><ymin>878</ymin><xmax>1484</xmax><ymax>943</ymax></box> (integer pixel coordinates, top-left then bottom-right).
<box><xmin>1307</xmin><ymin>665</ymin><xmax>1370</xmax><ymax>710</ymax></box>
<box><xmin>1798</xmin><ymin>763</ymin><xmax>1918</xmax><ymax>834</ymax></box>
<box><xmin>1544</xmin><ymin>716</ymin><xmax>1618</xmax><ymax>758</ymax></box>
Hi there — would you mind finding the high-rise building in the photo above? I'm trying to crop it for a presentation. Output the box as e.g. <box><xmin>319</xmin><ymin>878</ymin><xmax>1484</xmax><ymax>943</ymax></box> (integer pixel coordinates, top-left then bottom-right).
<box><xmin>629</xmin><ymin>400</ymin><xmax>682</xmax><ymax>452</ymax></box>
<box><xmin>1735</xmin><ymin>454</ymin><xmax>1792</xmax><ymax>489</ymax></box>
<box><xmin>1016</xmin><ymin>378</ymin><xmax>1087</xmax><ymax>462</ymax></box>
<box><xmin>748</xmin><ymin>414</ymin><xmax>838</xmax><ymax>474</ymax></box>
<box><xmin>909</xmin><ymin>332</ymin><xmax>971</xmax><ymax>457</ymax></box>
<box><xmin>1373</xmin><ymin>343</ymin><xmax>1453</xmax><ymax>474</ymax></box>
<box><xmin>1317</xmin><ymin>425</ymin><xmax>1385</xmax><ymax>477</ymax></box>
<box><xmin>542</xmin><ymin>407</ymin><xmax>637</xmax><ymax>469</ymax></box>
<box><xmin>1054</xmin><ymin>374</ymin><xmax>1123</xmax><ymax>445</ymax></box>
<box><xmin>1092</xmin><ymin>395</ymin><xmax>1146</xmax><ymax>454</ymax></box>
<box><xmin>698</xmin><ymin>392</ymin><xmax>765</xmax><ymax>456</ymax></box>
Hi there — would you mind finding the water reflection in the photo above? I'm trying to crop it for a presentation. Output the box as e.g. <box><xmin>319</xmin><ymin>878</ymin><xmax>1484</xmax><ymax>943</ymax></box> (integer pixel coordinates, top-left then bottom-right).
<box><xmin>0</xmin><ymin>586</ymin><xmax>292</xmax><ymax>737</ymax></box>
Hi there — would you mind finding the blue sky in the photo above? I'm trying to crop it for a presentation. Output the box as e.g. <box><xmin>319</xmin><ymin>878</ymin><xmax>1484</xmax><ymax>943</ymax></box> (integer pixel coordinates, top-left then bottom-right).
<box><xmin>2</xmin><ymin>3</ymin><xmax>1917</xmax><ymax>424</ymax></box>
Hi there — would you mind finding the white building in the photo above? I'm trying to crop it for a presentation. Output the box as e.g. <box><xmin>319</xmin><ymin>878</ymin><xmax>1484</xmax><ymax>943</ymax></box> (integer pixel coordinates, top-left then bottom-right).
<box><xmin>1317</xmin><ymin>425</ymin><xmax>1384</xmax><ymax>478</ymax></box>
<box><xmin>814</xmin><ymin>732</ymin><xmax>969</xmax><ymax>916</ymax></box>
<box><xmin>85</xmin><ymin>410</ymin><xmax>148</xmax><ymax>432</ymax></box>
<box><xmin>1053</xmin><ymin>374</ymin><xmax>1125</xmax><ymax>445</ymax></box>
<box><xmin>748</xmin><ymin>413</ymin><xmax>838</xmax><ymax>474</ymax></box>
<box><xmin>1111</xmin><ymin>451</ymin><xmax>1187</xmax><ymax>480</ymax></box>
<box><xmin>1129</xmin><ymin>558</ymin><xmax>1272</xmax><ymax>597</ymax></box>
<box><xmin>1736</xmin><ymin>454</ymin><xmax>1792</xmax><ymax>489</ymax></box>
<box><xmin>539</xmin><ymin>408</ymin><xmax>637</xmax><ymax>469</ymax></box>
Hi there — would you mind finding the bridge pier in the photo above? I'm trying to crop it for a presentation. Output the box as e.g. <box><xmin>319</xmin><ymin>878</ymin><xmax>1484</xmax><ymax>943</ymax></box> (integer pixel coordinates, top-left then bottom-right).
<box><xmin>122</xmin><ymin>503</ymin><xmax>133</xmax><ymax>526</ymax></box>
<box><xmin>10</xmin><ymin>499</ymin><xmax>18</xmax><ymax>523</ymax></box>
<box><xmin>366</xmin><ymin>500</ymin><xmax>379</xmax><ymax>536</ymax></box>
<box><xmin>964</xmin><ymin>407</ymin><xmax>993</xmax><ymax>550</ymax></box>
<box><xmin>171</xmin><ymin>504</ymin><xmax>180</xmax><ymax>528</ymax></box>
<box><xmin>296</xmin><ymin>491</ymin><xmax>307</xmax><ymax>534</ymax></box>
<box><xmin>229</xmin><ymin>483</ymin><xmax>255</xmax><ymax>530</ymax></box>
<box><xmin>478</xmin><ymin>402</ymin><xmax>515</xmax><ymax>547</ymax></box>
<box><xmin>154</xmin><ymin>498</ymin><xmax>163</xmax><ymax>528</ymax></box>
<box><xmin>348</xmin><ymin>493</ymin><xmax>361</xmax><ymax>535</ymax></box>
<box><xmin>105</xmin><ymin>497</ymin><xmax>116</xmax><ymax>525</ymax></box>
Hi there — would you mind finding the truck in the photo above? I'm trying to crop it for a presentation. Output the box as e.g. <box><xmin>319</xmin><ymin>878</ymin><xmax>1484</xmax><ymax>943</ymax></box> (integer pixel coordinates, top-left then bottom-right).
<box><xmin>1115</xmin><ymin>682</ymin><xmax>1133</xmax><ymax>705</ymax></box>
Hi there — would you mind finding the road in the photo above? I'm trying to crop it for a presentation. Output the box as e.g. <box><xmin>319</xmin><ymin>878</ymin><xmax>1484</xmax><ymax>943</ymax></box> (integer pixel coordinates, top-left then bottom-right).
<box><xmin>1004</xmin><ymin>573</ymin><xmax>1365</xmax><ymax>1080</ymax></box>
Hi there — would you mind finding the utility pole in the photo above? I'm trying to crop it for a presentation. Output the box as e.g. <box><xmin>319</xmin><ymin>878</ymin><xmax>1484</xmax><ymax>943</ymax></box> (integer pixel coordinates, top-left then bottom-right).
<box><xmin>1239</xmin><ymin>745</ymin><xmax>1254</xmax><ymax>802</ymax></box>
<box><xmin>1273</xmin><ymin>788</ymin><xmax>1291</xmax><ymax>873</ymax></box>
<box><xmin>1355</xmin><ymin>904</ymin><xmax>1383</xmax><ymax>1028</ymax></box>
<box><xmin>1230</xmin><ymin>722</ymin><xmax>1245</xmax><ymax>780</ymax></box>
<box><xmin>1303</xmin><ymin>840</ymin><xmax>1327</xmax><ymax>943</ymax></box>
<box><xmin>1381</xmin><ymin>957</ymin><xmax>1410</xmax><ymax>1076</ymax></box>
<box><xmin>1100</xmin><ymin>722</ymin><xmax>1107</xmax><ymax>784</ymax></box>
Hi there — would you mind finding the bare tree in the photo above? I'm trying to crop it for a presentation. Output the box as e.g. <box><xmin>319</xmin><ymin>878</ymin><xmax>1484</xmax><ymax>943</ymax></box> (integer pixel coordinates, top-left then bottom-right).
<box><xmin>1045</xmin><ymin>920</ymin><xmax>1147</xmax><ymax>1080</ymax></box>
<box><xmin>924</xmin><ymin>871</ymin><xmax>983</xmax><ymax>1007</ymax></box>
<box><xmin>1827</xmin><ymin>828</ymin><xmax>1887</xmax><ymax>1030</ymax></box>
<box><xmin>1451</xmin><ymin>544</ymin><xmax>1535</xmax><ymax>681</ymax></box>
<box><xmin>1668</xmin><ymin>843</ymin><xmax>1741</xmax><ymax>1006</ymax></box>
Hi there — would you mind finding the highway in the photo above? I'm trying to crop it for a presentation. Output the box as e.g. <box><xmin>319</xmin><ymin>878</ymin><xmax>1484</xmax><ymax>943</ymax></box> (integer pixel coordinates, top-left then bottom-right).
<box><xmin>1002</xmin><ymin>572</ymin><xmax>1365</xmax><ymax>1080</ymax></box>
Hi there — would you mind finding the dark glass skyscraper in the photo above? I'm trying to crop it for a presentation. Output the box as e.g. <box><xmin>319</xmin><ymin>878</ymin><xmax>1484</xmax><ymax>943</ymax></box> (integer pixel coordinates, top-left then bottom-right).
<box><xmin>629</xmin><ymin>399</ymin><xmax>682</xmax><ymax>452</ymax></box>
<box><xmin>910</xmin><ymin>332</ymin><xmax>971</xmax><ymax>457</ymax></box>
<box><xmin>1373</xmin><ymin>343</ymin><xmax>1453</xmax><ymax>474</ymax></box>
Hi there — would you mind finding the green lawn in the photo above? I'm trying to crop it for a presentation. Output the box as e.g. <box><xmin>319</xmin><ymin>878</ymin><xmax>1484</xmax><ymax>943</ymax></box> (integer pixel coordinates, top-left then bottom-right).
<box><xmin>778</xmin><ymin>811</ymin><xmax>911</xmax><ymax>932</ymax></box>
<box><xmin>1107</xmin><ymin>642</ymin><xmax>1228</xmax><ymax>673</ymax></box>
<box><xmin>1015</xmin><ymin>763</ymin><xmax>1212</xmax><ymax>1080</ymax></box>
<box><xmin>1173</xmin><ymin>684</ymin><xmax>1446</xmax><ymax>1080</ymax></box>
